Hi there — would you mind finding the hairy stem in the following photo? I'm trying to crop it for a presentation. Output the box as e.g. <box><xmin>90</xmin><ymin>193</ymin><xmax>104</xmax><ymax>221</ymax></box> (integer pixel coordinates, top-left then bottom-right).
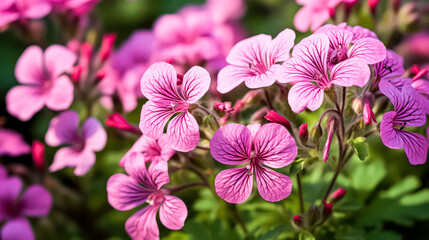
<box><xmin>263</xmin><ymin>88</ymin><xmax>275</xmax><ymax>111</ymax></box>
<box><xmin>297</xmin><ymin>173</ymin><xmax>305</xmax><ymax>214</ymax></box>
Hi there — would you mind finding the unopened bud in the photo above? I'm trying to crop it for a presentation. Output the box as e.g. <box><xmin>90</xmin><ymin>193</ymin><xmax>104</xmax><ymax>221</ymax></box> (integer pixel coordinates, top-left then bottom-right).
<box><xmin>32</xmin><ymin>140</ymin><xmax>45</xmax><ymax>174</ymax></box>
<box><xmin>368</xmin><ymin>0</ymin><xmax>380</xmax><ymax>15</ymax></box>
<box><xmin>328</xmin><ymin>188</ymin><xmax>347</xmax><ymax>203</ymax></box>
<box><xmin>306</xmin><ymin>205</ymin><xmax>321</xmax><ymax>228</ymax></box>
<box><xmin>323</xmin><ymin>200</ymin><xmax>333</xmax><ymax>217</ymax></box>
<box><xmin>412</xmin><ymin>68</ymin><xmax>428</xmax><ymax>81</ymax></box>
<box><xmin>323</xmin><ymin>117</ymin><xmax>336</xmax><ymax>162</ymax></box>
<box><xmin>95</xmin><ymin>69</ymin><xmax>106</xmax><ymax>83</ymax></box>
<box><xmin>293</xmin><ymin>215</ymin><xmax>303</xmax><ymax>227</ymax></box>
<box><xmin>99</xmin><ymin>33</ymin><xmax>116</xmax><ymax>62</ymax></box>
<box><xmin>213</xmin><ymin>101</ymin><xmax>234</xmax><ymax>117</ymax></box>
<box><xmin>299</xmin><ymin>123</ymin><xmax>308</xmax><ymax>144</ymax></box>
<box><xmin>106</xmin><ymin>113</ymin><xmax>141</xmax><ymax>135</ymax></box>
<box><xmin>71</xmin><ymin>65</ymin><xmax>83</xmax><ymax>82</ymax></box>
<box><xmin>264</xmin><ymin>110</ymin><xmax>292</xmax><ymax>129</ymax></box>
<box><xmin>352</xmin><ymin>97</ymin><xmax>363</xmax><ymax>114</ymax></box>
<box><xmin>310</xmin><ymin>124</ymin><xmax>323</xmax><ymax>146</ymax></box>
<box><xmin>80</xmin><ymin>42</ymin><xmax>93</xmax><ymax>67</ymax></box>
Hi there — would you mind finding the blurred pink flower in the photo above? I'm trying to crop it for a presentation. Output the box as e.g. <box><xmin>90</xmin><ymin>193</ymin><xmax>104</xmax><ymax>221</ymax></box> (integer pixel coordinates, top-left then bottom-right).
<box><xmin>207</xmin><ymin>0</ymin><xmax>245</xmax><ymax>24</ymax></box>
<box><xmin>379</xmin><ymin>79</ymin><xmax>427</xmax><ymax>165</ymax></box>
<box><xmin>277</xmin><ymin>34</ymin><xmax>370</xmax><ymax>113</ymax></box>
<box><xmin>119</xmin><ymin>134</ymin><xmax>175</xmax><ymax>167</ymax></box>
<box><xmin>6</xmin><ymin>45</ymin><xmax>76</xmax><ymax>121</ymax></box>
<box><xmin>139</xmin><ymin>62</ymin><xmax>210</xmax><ymax>152</ymax></box>
<box><xmin>0</xmin><ymin>0</ymin><xmax>51</xmax><ymax>27</ymax></box>
<box><xmin>49</xmin><ymin>0</ymin><xmax>99</xmax><ymax>15</ymax></box>
<box><xmin>0</xmin><ymin>177</ymin><xmax>52</xmax><ymax>240</ymax></box>
<box><xmin>217</xmin><ymin>28</ymin><xmax>295</xmax><ymax>93</ymax></box>
<box><xmin>0</xmin><ymin>129</ymin><xmax>30</xmax><ymax>157</ymax></box>
<box><xmin>210</xmin><ymin>123</ymin><xmax>297</xmax><ymax>203</ymax></box>
<box><xmin>107</xmin><ymin>153</ymin><xmax>187</xmax><ymax>240</ymax></box>
<box><xmin>45</xmin><ymin>111</ymin><xmax>107</xmax><ymax>176</ymax></box>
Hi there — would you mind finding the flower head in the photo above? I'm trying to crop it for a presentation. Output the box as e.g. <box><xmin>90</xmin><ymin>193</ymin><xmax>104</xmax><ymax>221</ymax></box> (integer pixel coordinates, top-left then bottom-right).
<box><xmin>107</xmin><ymin>153</ymin><xmax>187</xmax><ymax>240</ymax></box>
<box><xmin>45</xmin><ymin>111</ymin><xmax>107</xmax><ymax>176</ymax></box>
<box><xmin>6</xmin><ymin>45</ymin><xmax>76</xmax><ymax>121</ymax></box>
<box><xmin>210</xmin><ymin>123</ymin><xmax>297</xmax><ymax>203</ymax></box>
<box><xmin>0</xmin><ymin>0</ymin><xmax>51</xmax><ymax>27</ymax></box>
<box><xmin>379</xmin><ymin>79</ymin><xmax>427</xmax><ymax>165</ymax></box>
<box><xmin>217</xmin><ymin>28</ymin><xmax>295</xmax><ymax>93</ymax></box>
<box><xmin>277</xmin><ymin>34</ymin><xmax>370</xmax><ymax>113</ymax></box>
<box><xmin>139</xmin><ymin>62</ymin><xmax>210</xmax><ymax>152</ymax></box>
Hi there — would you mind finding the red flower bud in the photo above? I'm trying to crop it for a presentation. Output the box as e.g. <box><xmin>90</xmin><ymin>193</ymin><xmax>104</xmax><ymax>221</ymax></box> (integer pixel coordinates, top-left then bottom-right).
<box><xmin>323</xmin><ymin>200</ymin><xmax>333</xmax><ymax>216</ymax></box>
<box><xmin>71</xmin><ymin>65</ymin><xmax>83</xmax><ymax>82</ymax></box>
<box><xmin>329</xmin><ymin>188</ymin><xmax>347</xmax><ymax>202</ymax></box>
<box><xmin>264</xmin><ymin>110</ymin><xmax>291</xmax><ymax>129</ymax></box>
<box><xmin>80</xmin><ymin>42</ymin><xmax>93</xmax><ymax>67</ymax></box>
<box><xmin>323</xmin><ymin>117</ymin><xmax>336</xmax><ymax>162</ymax></box>
<box><xmin>106</xmin><ymin>113</ymin><xmax>141</xmax><ymax>135</ymax></box>
<box><xmin>293</xmin><ymin>215</ymin><xmax>303</xmax><ymax>226</ymax></box>
<box><xmin>363</xmin><ymin>93</ymin><xmax>376</xmax><ymax>126</ymax></box>
<box><xmin>412</xmin><ymin>68</ymin><xmax>428</xmax><ymax>81</ymax></box>
<box><xmin>368</xmin><ymin>0</ymin><xmax>380</xmax><ymax>15</ymax></box>
<box><xmin>299</xmin><ymin>123</ymin><xmax>308</xmax><ymax>143</ymax></box>
<box><xmin>99</xmin><ymin>33</ymin><xmax>116</xmax><ymax>62</ymax></box>
<box><xmin>32</xmin><ymin>140</ymin><xmax>45</xmax><ymax>173</ymax></box>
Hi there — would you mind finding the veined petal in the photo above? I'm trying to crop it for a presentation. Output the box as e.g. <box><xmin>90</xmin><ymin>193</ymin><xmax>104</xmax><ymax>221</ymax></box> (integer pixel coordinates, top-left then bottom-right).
<box><xmin>214</xmin><ymin>167</ymin><xmax>253</xmax><ymax>204</ymax></box>
<box><xmin>45</xmin><ymin>111</ymin><xmax>80</xmax><ymax>146</ymax></box>
<box><xmin>148</xmin><ymin>159</ymin><xmax>170</xmax><ymax>189</ymax></box>
<box><xmin>330</xmin><ymin>59</ymin><xmax>370</xmax><ymax>87</ymax></box>
<box><xmin>226</xmin><ymin>34</ymin><xmax>271</xmax><ymax>67</ymax></box>
<box><xmin>247</xmin><ymin>123</ymin><xmax>261</xmax><ymax>140</ymax></box>
<box><xmin>210</xmin><ymin>123</ymin><xmax>252</xmax><ymax>165</ymax></box>
<box><xmin>216</xmin><ymin>65</ymin><xmax>248</xmax><ymax>93</ymax></box>
<box><xmin>167</xmin><ymin>112</ymin><xmax>200</xmax><ymax>152</ymax></box>
<box><xmin>14</xmin><ymin>46</ymin><xmax>45</xmax><ymax>85</ymax></box>
<box><xmin>320</xmin><ymin>28</ymin><xmax>353</xmax><ymax>56</ymax></box>
<box><xmin>181</xmin><ymin>66</ymin><xmax>210</xmax><ymax>103</ymax></box>
<box><xmin>253</xmin><ymin>123</ymin><xmax>297</xmax><ymax>168</ymax></box>
<box><xmin>291</xmin><ymin>34</ymin><xmax>329</xmax><ymax>75</ymax></box>
<box><xmin>288</xmin><ymin>82</ymin><xmax>324</xmax><ymax>113</ymax></box>
<box><xmin>125</xmin><ymin>205</ymin><xmax>160</xmax><ymax>240</ymax></box>
<box><xmin>380</xmin><ymin>111</ymin><xmax>403</xmax><ymax>149</ymax></box>
<box><xmin>159</xmin><ymin>195</ymin><xmax>187</xmax><ymax>230</ymax></box>
<box><xmin>141</xmin><ymin>62</ymin><xmax>181</xmax><ymax>102</ymax></box>
<box><xmin>49</xmin><ymin>147</ymin><xmax>95</xmax><ymax>176</ymax></box>
<box><xmin>139</xmin><ymin>101</ymin><xmax>174</xmax><ymax>140</ymax></box>
<box><xmin>277</xmin><ymin>58</ymin><xmax>320</xmax><ymax>84</ymax></box>
<box><xmin>402</xmin><ymin>131</ymin><xmax>428</xmax><ymax>165</ymax></box>
<box><xmin>255</xmin><ymin>165</ymin><xmax>292</xmax><ymax>202</ymax></box>
<box><xmin>348</xmin><ymin>37</ymin><xmax>386</xmax><ymax>64</ymax></box>
<box><xmin>124</xmin><ymin>152</ymin><xmax>157</xmax><ymax>189</ymax></box>
<box><xmin>244</xmin><ymin>66</ymin><xmax>278</xmax><ymax>89</ymax></box>
<box><xmin>20</xmin><ymin>185</ymin><xmax>52</xmax><ymax>217</ymax></box>
<box><xmin>266</xmin><ymin>28</ymin><xmax>296</xmax><ymax>63</ymax></box>
<box><xmin>120</xmin><ymin>135</ymin><xmax>173</xmax><ymax>167</ymax></box>
<box><xmin>107</xmin><ymin>173</ymin><xmax>152</xmax><ymax>211</ymax></box>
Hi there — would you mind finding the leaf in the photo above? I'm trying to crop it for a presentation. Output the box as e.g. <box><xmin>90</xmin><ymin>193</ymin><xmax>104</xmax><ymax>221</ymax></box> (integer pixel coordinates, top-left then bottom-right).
<box><xmin>347</xmin><ymin>137</ymin><xmax>368</xmax><ymax>161</ymax></box>
<box><xmin>299</xmin><ymin>231</ymin><xmax>315</xmax><ymax>240</ymax></box>
<box><xmin>351</xmin><ymin>160</ymin><xmax>386</xmax><ymax>193</ymax></box>
<box><xmin>288</xmin><ymin>157</ymin><xmax>319</xmax><ymax>175</ymax></box>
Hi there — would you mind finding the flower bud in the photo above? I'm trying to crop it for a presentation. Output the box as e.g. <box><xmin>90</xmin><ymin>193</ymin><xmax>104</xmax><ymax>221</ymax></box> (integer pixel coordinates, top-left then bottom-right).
<box><xmin>80</xmin><ymin>42</ymin><xmax>93</xmax><ymax>67</ymax></box>
<box><xmin>293</xmin><ymin>215</ymin><xmax>303</xmax><ymax>227</ymax></box>
<box><xmin>95</xmin><ymin>69</ymin><xmax>106</xmax><ymax>83</ymax></box>
<box><xmin>251</xmin><ymin>107</ymin><xmax>269</xmax><ymax>122</ymax></box>
<box><xmin>306</xmin><ymin>205</ymin><xmax>321</xmax><ymax>228</ymax></box>
<box><xmin>32</xmin><ymin>140</ymin><xmax>45</xmax><ymax>174</ymax></box>
<box><xmin>368</xmin><ymin>0</ymin><xmax>380</xmax><ymax>15</ymax></box>
<box><xmin>99</xmin><ymin>33</ymin><xmax>116</xmax><ymax>62</ymax></box>
<box><xmin>328</xmin><ymin>188</ymin><xmax>347</xmax><ymax>203</ymax></box>
<box><xmin>362</xmin><ymin>93</ymin><xmax>376</xmax><ymax>126</ymax></box>
<box><xmin>412</xmin><ymin>68</ymin><xmax>428</xmax><ymax>81</ymax></box>
<box><xmin>106</xmin><ymin>113</ymin><xmax>141</xmax><ymax>135</ymax></box>
<box><xmin>352</xmin><ymin>97</ymin><xmax>363</xmax><ymax>114</ymax></box>
<box><xmin>323</xmin><ymin>200</ymin><xmax>333</xmax><ymax>217</ymax></box>
<box><xmin>213</xmin><ymin>101</ymin><xmax>234</xmax><ymax>117</ymax></box>
<box><xmin>323</xmin><ymin>117</ymin><xmax>336</xmax><ymax>162</ymax></box>
<box><xmin>299</xmin><ymin>123</ymin><xmax>308</xmax><ymax>144</ymax></box>
<box><xmin>264</xmin><ymin>110</ymin><xmax>292</xmax><ymax>129</ymax></box>
<box><xmin>310</xmin><ymin>124</ymin><xmax>323</xmax><ymax>146</ymax></box>
<box><xmin>71</xmin><ymin>65</ymin><xmax>83</xmax><ymax>82</ymax></box>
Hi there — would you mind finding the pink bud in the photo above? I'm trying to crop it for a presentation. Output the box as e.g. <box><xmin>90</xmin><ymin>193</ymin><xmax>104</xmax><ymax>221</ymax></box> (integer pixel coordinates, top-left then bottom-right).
<box><xmin>323</xmin><ymin>200</ymin><xmax>333</xmax><ymax>216</ymax></box>
<box><xmin>99</xmin><ymin>33</ymin><xmax>116</xmax><ymax>62</ymax></box>
<box><xmin>363</xmin><ymin>93</ymin><xmax>376</xmax><ymax>126</ymax></box>
<box><xmin>264</xmin><ymin>110</ymin><xmax>292</xmax><ymax>129</ymax></box>
<box><xmin>368</xmin><ymin>0</ymin><xmax>380</xmax><ymax>15</ymax></box>
<box><xmin>80</xmin><ymin>42</ymin><xmax>93</xmax><ymax>67</ymax></box>
<box><xmin>71</xmin><ymin>65</ymin><xmax>83</xmax><ymax>82</ymax></box>
<box><xmin>95</xmin><ymin>69</ymin><xmax>106</xmax><ymax>82</ymax></box>
<box><xmin>410</xmin><ymin>64</ymin><xmax>421</xmax><ymax>75</ymax></box>
<box><xmin>293</xmin><ymin>215</ymin><xmax>303</xmax><ymax>226</ymax></box>
<box><xmin>299</xmin><ymin>123</ymin><xmax>308</xmax><ymax>143</ymax></box>
<box><xmin>242</xmin><ymin>90</ymin><xmax>261</xmax><ymax>104</ymax></box>
<box><xmin>177</xmin><ymin>74</ymin><xmax>184</xmax><ymax>85</ymax></box>
<box><xmin>106</xmin><ymin>113</ymin><xmax>141</xmax><ymax>135</ymax></box>
<box><xmin>32</xmin><ymin>140</ymin><xmax>45</xmax><ymax>173</ymax></box>
<box><xmin>323</xmin><ymin>117</ymin><xmax>336</xmax><ymax>162</ymax></box>
<box><xmin>213</xmin><ymin>101</ymin><xmax>234</xmax><ymax>113</ymax></box>
<box><xmin>329</xmin><ymin>188</ymin><xmax>347</xmax><ymax>202</ymax></box>
<box><xmin>412</xmin><ymin>68</ymin><xmax>428</xmax><ymax>81</ymax></box>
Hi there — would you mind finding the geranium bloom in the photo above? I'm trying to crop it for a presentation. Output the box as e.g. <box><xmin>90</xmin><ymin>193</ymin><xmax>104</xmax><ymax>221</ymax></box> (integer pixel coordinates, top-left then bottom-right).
<box><xmin>372</xmin><ymin>50</ymin><xmax>404</xmax><ymax>88</ymax></box>
<box><xmin>119</xmin><ymin>134</ymin><xmax>175</xmax><ymax>167</ymax></box>
<box><xmin>0</xmin><ymin>0</ymin><xmax>51</xmax><ymax>27</ymax></box>
<box><xmin>315</xmin><ymin>24</ymin><xmax>386</xmax><ymax>67</ymax></box>
<box><xmin>45</xmin><ymin>111</ymin><xmax>107</xmax><ymax>176</ymax></box>
<box><xmin>0</xmin><ymin>177</ymin><xmax>52</xmax><ymax>240</ymax></box>
<box><xmin>0</xmin><ymin>128</ymin><xmax>30</xmax><ymax>157</ymax></box>
<box><xmin>216</xmin><ymin>29</ymin><xmax>295</xmax><ymax>93</ymax></box>
<box><xmin>107</xmin><ymin>153</ymin><xmax>187</xmax><ymax>240</ymax></box>
<box><xmin>139</xmin><ymin>62</ymin><xmax>210</xmax><ymax>152</ymax></box>
<box><xmin>49</xmin><ymin>0</ymin><xmax>99</xmax><ymax>15</ymax></box>
<box><xmin>6</xmin><ymin>45</ymin><xmax>76</xmax><ymax>121</ymax></box>
<box><xmin>210</xmin><ymin>123</ymin><xmax>297</xmax><ymax>203</ymax></box>
<box><xmin>276</xmin><ymin>34</ymin><xmax>370</xmax><ymax>113</ymax></box>
<box><xmin>319</xmin><ymin>23</ymin><xmax>378</xmax><ymax>42</ymax></box>
<box><xmin>379</xmin><ymin>79</ymin><xmax>427</xmax><ymax>165</ymax></box>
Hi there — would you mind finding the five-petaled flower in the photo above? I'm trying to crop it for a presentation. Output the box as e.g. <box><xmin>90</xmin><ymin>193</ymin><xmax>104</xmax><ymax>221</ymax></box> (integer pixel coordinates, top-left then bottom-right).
<box><xmin>379</xmin><ymin>79</ymin><xmax>428</xmax><ymax>165</ymax></box>
<box><xmin>210</xmin><ymin>123</ymin><xmax>297</xmax><ymax>203</ymax></box>
<box><xmin>45</xmin><ymin>111</ymin><xmax>107</xmax><ymax>176</ymax></box>
<box><xmin>139</xmin><ymin>61</ymin><xmax>210</xmax><ymax>152</ymax></box>
<box><xmin>217</xmin><ymin>28</ymin><xmax>295</xmax><ymax>93</ymax></box>
<box><xmin>107</xmin><ymin>153</ymin><xmax>187</xmax><ymax>240</ymax></box>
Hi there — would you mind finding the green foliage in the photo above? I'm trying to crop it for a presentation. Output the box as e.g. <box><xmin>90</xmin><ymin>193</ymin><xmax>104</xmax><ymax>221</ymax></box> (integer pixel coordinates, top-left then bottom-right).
<box><xmin>347</xmin><ymin>137</ymin><xmax>368</xmax><ymax>161</ymax></box>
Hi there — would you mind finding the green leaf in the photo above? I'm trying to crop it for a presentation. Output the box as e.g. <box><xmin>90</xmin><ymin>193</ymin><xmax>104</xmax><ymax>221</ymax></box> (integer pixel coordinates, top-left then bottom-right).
<box><xmin>299</xmin><ymin>231</ymin><xmax>315</xmax><ymax>240</ymax></box>
<box><xmin>289</xmin><ymin>159</ymin><xmax>305</xmax><ymax>175</ymax></box>
<box><xmin>347</xmin><ymin>137</ymin><xmax>368</xmax><ymax>161</ymax></box>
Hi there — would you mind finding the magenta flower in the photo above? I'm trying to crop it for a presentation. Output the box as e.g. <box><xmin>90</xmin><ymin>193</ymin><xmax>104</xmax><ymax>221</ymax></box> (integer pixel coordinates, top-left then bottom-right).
<box><xmin>6</xmin><ymin>45</ymin><xmax>76</xmax><ymax>121</ymax></box>
<box><xmin>216</xmin><ymin>29</ymin><xmax>295</xmax><ymax>93</ymax></box>
<box><xmin>120</xmin><ymin>134</ymin><xmax>175</xmax><ymax>167</ymax></box>
<box><xmin>45</xmin><ymin>111</ymin><xmax>107</xmax><ymax>176</ymax></box>
<box><xmin>0</xmin><ymin>177</ymin><xmax>52</xmax><ymax>240</ymax></box>
<box><xmin>373</xmin><ymin>50</ymin><xmax>404</xmax><ymax>87</ymax></box>
<box><xmin>210</xmin><ymin>123</ymin><xmax>297</xmax><ymax>203</ymax></box>
<box><xmin>315</xmin><ymin>24</ymin><xmax>386</xmax><ymax>67</ymax></box>
<box><xmin>0</xmin><ymin>0</ymin><xmax>51</xmax><ymax>27</ymax></box>
<box><xmin>379</xmin><ymin>79</ymin><xmax>428</xmax><ymax>165</ymax></box>
<box><xmin>0</xmin><ymin>129</ymin><xmax>30</xmax><ymax>157</ymax></box>
<box><xmin>139</xmin><ymin>62</ymin><xmax>210</xmax><ymax>152</ymax></box>
<box><xmin>107</xmin><ymin>153</ymin><xmax>187</xmax><ymax>240</ymax></box>
<box><xmin>276</xmin><ymin>34</ymin><xmax>370</xmax><ymax>113</ymax></box>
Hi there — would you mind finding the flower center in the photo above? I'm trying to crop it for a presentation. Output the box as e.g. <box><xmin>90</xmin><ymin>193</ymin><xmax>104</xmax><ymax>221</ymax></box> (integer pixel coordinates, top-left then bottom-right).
<box><xmin>248</xmin><ymin>59</ymin><xmax>268</xmax><ymax>75</ymax></box>
<box><xmin>329</xmin><ymin>49</ymin><xmax>348</xmax><ymax>65</ymax></box>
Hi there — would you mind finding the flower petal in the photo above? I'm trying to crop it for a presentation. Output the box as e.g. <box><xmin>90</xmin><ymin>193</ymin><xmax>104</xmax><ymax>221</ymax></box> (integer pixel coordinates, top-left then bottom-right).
<box><xmin>216</xmin><ymin>65</ymin><xmax>247</xmax><ymax>94</ymax></box>
<box><xmin>125</xmin><ymin>205</ymin><xmax>159</xmax><ymax>240</ymax></box>
<box><xmin>181</xmin><ymin>66</ymin><xmax>210</xmax><ymax>103</ymax></box>
<box><xmin>348</xmin><ymin>37</ymin><xmax>386</xmax><ymax>64</ymax></box>
<box><xmin>140</xmin><ymin>62</ymin><xmax>181</xmax><ymax>102</ymax></box>
<box><xmin>293</xmin><ymin>7</ymin><xmax>312</xmax><ymax>32</ymax></box>
<box><xmin>44</xmin><ymin>75</ymin><xmax>74</xmax><ymax>111</ymax></box>
<box><xmin>244</xmin><ymin>66</ymin><xmax>278</xmax><ymax>89</ymax></box>
<box><xmin>255</xmin><ymin>165</ymin><xmax>292</xmax><ymax>202</ymax></box>
<box><xmin>214</xmin><ymin>167</ymin><xmax>253</xmax><ymax>204</ymax></box>
<box><xmin>1</xmin><ymin>218</ymin><xmax>34</xmax><ymax>240</ymax></box>
<box><xmin>148</xmin><ymin>159</ymin><xmax>170</xmax><ymax>189</ymax></box>
<box><xmin>288</xmin><ymin>82</ymin><xmax>325</xmax><ymax>113</ymax></box>
<box><xmin>374</xmin><ymin>50</ymin><xmax>404</xmax><ymax>79</ymax></box>
<box><xmin>139</xmin><ymin>101</ymin><xmax>174</xmax><ymax>140</ymax></box>
<box><xmin>0</xmin><ymin>177</ymin><xmax>22</xmax><ymax>221</ymax></box>
<box><xmin>49</xmin><ymin>147</ymin><xmax>95</xmax><ymax>176</ymax></box>
<box><xmin>6</xmin><ymin>86</ymin><xmax>44</xmax><ymax>121</ymax></box>
<box><xmin>0</xmin><ymin>129</ymin><xmax>30</xmax><ymax>157</ymax></box>
<box><xmin>81</xmin><ymin>117</ymin><xmax>107</xmax><ymax>152</ymax></box>
<box><xmin>253</xmin><ymin>123</ymin><xmax>297</xmax><ymax>168</ymax></box>
<box><xmin>107</xmin><ymin>173</ymin><xmax>151</xmax><ymax>211</ymax></box>
<box><xmin>45</xmin><ymin>111</ymin><xmax>80</xmax><ymax>146</ymax></box>
<box><xmin>14</xmin><ymin>46</ymin><xmax>44</xmax><ymax>84</ymax></box>
<box><xmin>266</xmin><ymin>28</ymin><xmax>295</xmax><ymax>63</ymax></box>
<box><xmin>20</xmin><ymin>185</ymin><xmax>52</xmax><ymax>217</ymax></box>
<box><xmin>44</xmin><ymin>45</ymin><xmax>77</xmax><ymax>77</ymax></box>
<box><xmin>226</xmin><ymin>34</ymin><xmax>271</xmax><ymax>67</ymax></box>
<box><xmin>167</xmin><ymin>112</ymin><xmax>200</xmax><ymax>152</ymax></box>
<box><xmin>402</xmin><ymin>131</ymin><xmax>428</xmax><ymax>165</ymax></box>
<box><xmin>330</xmin><ymin>59</ymin><xmax>370</xmax><ymax>87</ymax></box>
<box><xmin>210</xmin><ymin>123</ymin><xmax>252</xmax><ymax>165</ymax></box>
<box><xmin>159</xmin><ymin>195</ymin><xmax>188</xmax><ymax>230</ymax></box>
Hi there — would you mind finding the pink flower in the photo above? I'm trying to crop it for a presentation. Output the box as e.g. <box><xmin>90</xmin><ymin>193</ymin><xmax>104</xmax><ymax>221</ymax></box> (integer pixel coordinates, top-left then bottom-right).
<box><xmin>45</xmin><ymin>111</ymin><xmax>107</xmax><ymax>176</ymax></box>
<box><xmin>277</xmin><ymin>34</ymin><xmax>370</xmax><ymax>113</ymax></box>
<box><xmin>0</xmin><ymin>0</ymin><xmax>51</xmax><ymax>27</ymax></box>
<box><xmin>379</xmin><ymin>79</ymin><xmax>427</xmax><ymax>165</ymax></box>
<box><xmin>315</xmin><ymin>24</ymin><xmax>386</xmax><ymax>67</ymax></box>
<box><xmin>107</xmin><ymin>153</ymin><xmax>187</xmax><ymax>240</ymax></box>
<box><xmin>372</xmin><ymin>50</ymin><xmax>404</xmax><ymax>89</ymax></box>
<box><xmin>139</xmin><ymin>62</ymin><xmax>210</xmax><ymax>152</ymax></box>
<box><xmin>217</xmin><ymin>29</ymin><xmax>295</xmax><ymax>93</ymax></box>
<box><xmin>362</xmin><ymin>93</ymin><xmax>376</xmax><ymax>126</ymax></box>
<box><xmin>49</xmin><ymin>0</ymin><xmax>99</xmax><ymax>15</ymax></box>
<box><xmin>0</xmin><ymin>129</ymin><xmax>30</xmax><ymax>157</ymax></box>
<box><xmin>6</xmin><ymin>45</ymin><xmax>76</xmax><ymax>121</ymax></box>
<box><xmin>120</xmin><ymin>134</ymin><xmax>175</xmax><ymax>167</ymax></box>
<box><xmin>0</xmin><ymin>177</ymin><xmax>52</xmax><ymax>240</ymax></box>
<box><xmin>210</xmin><ymin>123</ymin><xmax>297</xmax><ymax>203</ymax></box>
<box><xmin>206</xmin><ymin>0</ymin><xmax>245</xmax><ymax>24</ymax></box>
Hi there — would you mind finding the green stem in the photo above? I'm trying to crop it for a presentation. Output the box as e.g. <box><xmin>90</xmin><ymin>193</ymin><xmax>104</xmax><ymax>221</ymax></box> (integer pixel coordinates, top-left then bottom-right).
<box><xmin>297</xmin><ymin>173</ymin><xmax>305</xmax><ymax>214</ymax></box>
